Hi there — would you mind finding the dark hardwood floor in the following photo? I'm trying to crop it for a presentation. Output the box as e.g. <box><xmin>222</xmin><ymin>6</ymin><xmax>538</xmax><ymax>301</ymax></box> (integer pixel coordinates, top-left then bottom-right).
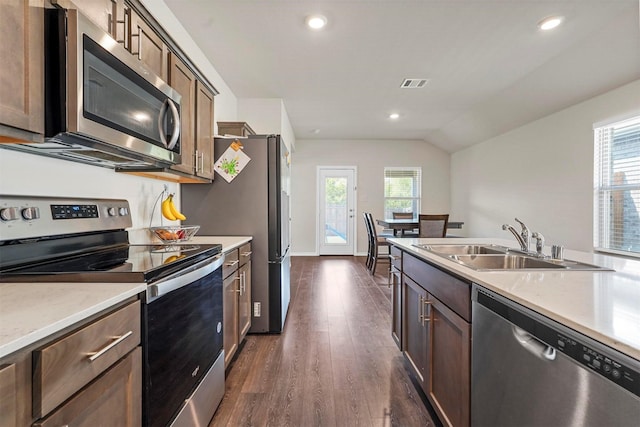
<box><xmin>209</xmin><ymin>256</ymin><xmax>439</xmax><ymax>427</ymax></box>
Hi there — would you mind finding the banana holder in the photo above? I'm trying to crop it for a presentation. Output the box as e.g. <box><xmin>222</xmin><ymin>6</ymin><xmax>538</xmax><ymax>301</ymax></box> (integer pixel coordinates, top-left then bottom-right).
<box><xmin>149</xmin><ymin>188</ymin><xmax>200</xmax><ymax>243</ymax></box>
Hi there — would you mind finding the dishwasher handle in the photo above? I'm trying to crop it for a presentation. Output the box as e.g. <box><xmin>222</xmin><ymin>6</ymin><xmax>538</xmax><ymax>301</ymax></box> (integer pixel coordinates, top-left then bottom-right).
<box><xmin>512</xmin><ymin>325</ymin><xmax>556</xmax><ymax>361</ymax></box>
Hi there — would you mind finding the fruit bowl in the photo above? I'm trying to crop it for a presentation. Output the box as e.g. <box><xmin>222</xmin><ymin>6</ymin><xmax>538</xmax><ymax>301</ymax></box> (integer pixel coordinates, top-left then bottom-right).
<box><xmin>150</xmin><ymin>225</ymin><xmax>200</xmax><ymax>243</ymax></box>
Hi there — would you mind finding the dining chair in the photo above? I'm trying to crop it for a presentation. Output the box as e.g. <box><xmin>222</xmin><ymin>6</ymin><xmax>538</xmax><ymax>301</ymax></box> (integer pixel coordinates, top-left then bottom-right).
<box><xmin>418</xmin><ymin>214</ymin><xmax>449</xmax><ymax>238</ymax></box>
<box><xmin>364</xmin><ymin>212</ymin><xmax>392</xmax><ymax>275</ymax></box>
<box><xmin>363</xmin><ymin>213</ymin><xmax>374</xmax><ymax>270</ymax></box>
<box><xmin>392</xmin><ymin>211</ymin><xmax>419</xmax><ymax>236</ymax></box>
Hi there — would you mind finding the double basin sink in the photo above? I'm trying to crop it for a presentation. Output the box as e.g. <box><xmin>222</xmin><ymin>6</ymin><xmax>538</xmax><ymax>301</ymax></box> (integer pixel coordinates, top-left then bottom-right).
<box><xmin>412</xmin><ymin>244</ymin><xmax>613</xmax><ymax>271</ymax></box>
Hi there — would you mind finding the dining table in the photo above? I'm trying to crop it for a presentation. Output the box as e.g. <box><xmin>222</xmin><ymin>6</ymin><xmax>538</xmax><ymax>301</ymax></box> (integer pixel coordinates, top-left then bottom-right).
<box><xmin>376</xmin><ymin>218</ymin><xmax>464</xmax><ymax>237</ymax></box>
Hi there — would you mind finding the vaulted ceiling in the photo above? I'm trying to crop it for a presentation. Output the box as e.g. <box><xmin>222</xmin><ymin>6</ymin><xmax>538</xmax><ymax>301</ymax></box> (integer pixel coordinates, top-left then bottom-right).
<box><xmin>163</xmin><ymin>0</ymin><xmax>640</xmax><ymax>152</ymax></box>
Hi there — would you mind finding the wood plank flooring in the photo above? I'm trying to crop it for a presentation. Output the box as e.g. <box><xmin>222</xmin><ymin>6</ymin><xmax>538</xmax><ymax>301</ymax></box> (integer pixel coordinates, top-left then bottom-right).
<box><xmin>209</xmin><ymin>256</ymin><xmax>440</xmax><ymax>427</ymax></box>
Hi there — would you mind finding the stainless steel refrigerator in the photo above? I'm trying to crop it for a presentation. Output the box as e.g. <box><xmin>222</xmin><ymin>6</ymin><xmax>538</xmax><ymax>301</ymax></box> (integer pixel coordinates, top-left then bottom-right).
<box><xmin>182</xmin><ymin>134</ymin><xmax>291</xmax><ymax>333</ymax></box>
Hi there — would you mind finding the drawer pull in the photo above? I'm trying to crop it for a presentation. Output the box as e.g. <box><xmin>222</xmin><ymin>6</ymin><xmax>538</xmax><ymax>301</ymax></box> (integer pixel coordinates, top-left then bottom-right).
<box><xmin>241</xmin><ymin>251</ymin><xmax>253</xmax><ymax>256</ymax></box>
<box><xmin>88</xmin><ymin>331</ymin><xmax>133</xmax><ymax>362</ymax></box>
<box><xmin>225</xmin><ymin>260</ymin><xmax>239</xmax><ymax>267</ymax></box>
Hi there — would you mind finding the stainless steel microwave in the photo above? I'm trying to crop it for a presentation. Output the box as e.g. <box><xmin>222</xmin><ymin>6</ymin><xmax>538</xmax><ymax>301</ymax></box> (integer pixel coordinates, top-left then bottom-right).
<box><xmin>7</xmin><ymin>8</ymin><xmax>182</xmax><ymax>169</ymax></box>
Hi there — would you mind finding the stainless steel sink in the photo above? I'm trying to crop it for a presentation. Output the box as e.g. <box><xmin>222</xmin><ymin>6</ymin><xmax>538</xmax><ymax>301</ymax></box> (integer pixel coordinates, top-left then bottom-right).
<box><xmin>412</xmin><ymin>243</ymin><xmax>510</xmax><ymax>255</ymax></box>
<box><xmin>449</xmin><ymin>254</ymin><xmax>566</xmax><ymax>270</ymax></box>
<box><xmin>541</xmin><ymin>258</ymin><xmax>614</xmax><ymax>271</ymax></box>
<box><xmin>413</xmin><ymin>243</ymin><xmax>614</xmax><ymax>271</ymax></box>
<box><xmin>447</xmin><ymin>254</ymin><xmax>613</xmax><ymax>271</ymax></box>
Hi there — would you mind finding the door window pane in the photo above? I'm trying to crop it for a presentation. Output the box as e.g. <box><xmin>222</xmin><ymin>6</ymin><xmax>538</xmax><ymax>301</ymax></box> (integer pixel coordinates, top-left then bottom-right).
<box><xmin>324</xmin><ymin>177</ymin><xmax>347</xmax><ymax>244</ymax></box>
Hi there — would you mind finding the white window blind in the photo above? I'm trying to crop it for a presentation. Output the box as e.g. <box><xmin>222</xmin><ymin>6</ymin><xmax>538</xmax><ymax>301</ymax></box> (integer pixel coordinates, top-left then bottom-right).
<box><xmin>383</xmin><ymin>167</ymin><xmax>421</xmax><ymax>219</ymax></box>
<box><xmin>594</xmin><ymin>116</ymin><xmax>640</xmax><ymax>257</ymax></box>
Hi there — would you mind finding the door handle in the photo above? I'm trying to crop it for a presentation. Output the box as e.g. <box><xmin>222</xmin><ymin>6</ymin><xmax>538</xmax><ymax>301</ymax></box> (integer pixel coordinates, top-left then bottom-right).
<box><xmin>512</xmin><ymin>326</ymin><xmax>556</xmax><ymax>361</ymax></box>
<box><xmin>158</xmin><ymin>99</ymin><xmax>181</xmax><ymax>150</ymax></box>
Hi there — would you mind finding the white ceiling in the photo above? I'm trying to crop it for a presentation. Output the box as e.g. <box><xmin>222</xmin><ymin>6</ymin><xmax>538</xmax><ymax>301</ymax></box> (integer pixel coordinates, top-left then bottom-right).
<box><xmin>163</xmin><ymin>0</ymin><xmax>640</xmax><ymax>153</ymax></box>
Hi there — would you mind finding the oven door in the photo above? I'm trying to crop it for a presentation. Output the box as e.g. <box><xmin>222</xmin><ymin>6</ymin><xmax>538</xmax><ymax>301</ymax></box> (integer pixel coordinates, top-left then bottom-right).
<box><xmin>143</xmin><ymin>254</ymin><xmax>224</xmax><ymax>427</ymax></box>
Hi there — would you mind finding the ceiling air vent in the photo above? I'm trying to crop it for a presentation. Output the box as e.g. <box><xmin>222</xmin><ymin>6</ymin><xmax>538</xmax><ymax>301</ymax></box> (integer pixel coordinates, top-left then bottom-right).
<box><xmin>400</xmin><ymin>78</ymin><xmax>429</xmax><ymax>89</ymax></box>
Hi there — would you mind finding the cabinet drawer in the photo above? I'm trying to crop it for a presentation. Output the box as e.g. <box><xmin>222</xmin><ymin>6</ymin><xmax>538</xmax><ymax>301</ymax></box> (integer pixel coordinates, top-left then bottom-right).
<box><xmin>0</xmin><ymin>364</ymin><xmax>16</xmax><ymax>427</ymax></box>
<box><xmin>223</xmin><ymin>248</ymin><xmax>240</xmax><ymax>278</ymax></box>
<box><xmin>33</xmin><ymin>347</ymin><xmax>141</xmax><ymax>427</ymax></box>
<box><xmin>404</xmin><ymin>253</ymin><xmax>471</xmax><ymax>322</ymax></box>
<box><xmin>390</xmin><ymin>245</ymin><xmax>402</xmax><ymax>270</ymax></box>
<box><xmin>239</xmin><ymin>242</ymin><xmax>252</xmax><ymax>266</ymax></box>
<box><xmin>33</xmin><ymin>301</ymin><xmax>141</xmax><ymax>417</ymax></box>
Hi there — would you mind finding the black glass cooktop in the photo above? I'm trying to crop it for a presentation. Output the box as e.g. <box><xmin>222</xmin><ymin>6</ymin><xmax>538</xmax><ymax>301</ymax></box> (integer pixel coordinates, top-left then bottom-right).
<box><xmin>0</xmin><ymin>243</ymin><xmax>223</xmax><ymax>283</ymax></box>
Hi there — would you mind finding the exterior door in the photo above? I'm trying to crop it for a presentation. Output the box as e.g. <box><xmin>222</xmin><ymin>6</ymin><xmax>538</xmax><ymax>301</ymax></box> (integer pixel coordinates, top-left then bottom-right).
<box><xmin>318</xmin><ymin>167</ymin><xmax>356</xmax><ymax>255</ymax></box>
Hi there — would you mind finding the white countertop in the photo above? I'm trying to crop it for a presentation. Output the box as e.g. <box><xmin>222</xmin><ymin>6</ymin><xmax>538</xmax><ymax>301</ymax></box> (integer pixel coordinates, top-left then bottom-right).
<box><xmin>0</xmin><ymin>234</ymin><xmax>251</xmax><ymax>360</ymax></box>
<box><xmin>0</xmin><ymin>282</ymin><xmax>146</xmax><ymax>359</ymax></box>
<box><xmin>389</xmin><ymin>237</ymin><xmax>640</xmax><ymax>361</ymax></box>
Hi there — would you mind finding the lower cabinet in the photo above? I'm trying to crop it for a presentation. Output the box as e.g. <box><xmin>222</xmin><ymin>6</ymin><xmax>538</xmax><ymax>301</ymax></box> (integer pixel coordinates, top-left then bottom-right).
<box><xmin>399</xmin><ymin>250</ymin><xmax>471</xmax><ymax>427</ymax></box>
<box><xmin>33</xmin><ymin>348</ymin><xmax>141</xmax><ymax>427</ymax></box>
<box><xmin>0</xmin><ymin>299</ymin><xmax>142</xmax><ymax>427</ymax></box>
<box><xmin>238</xmin><ymin>259</ymin><xmax>252</xmax><ymax>340</ymax></box>
<box><xmin>403</xmin><ymin>275</ymin><xmax>429</xmax><ymax>390</ymax></box>
<box><xmin>390</xmin><ymin>245</ymin><xmax>402</xmax><ymax>349</ymax></box>
<box><xmin>223</xmin><ymin>242</ymin><xmax>253</xmax><ymax>368</ymax></box>
<box><xmin>222</xmin><ymin>262</ymin><xmax>240</xmax><ymax>368</ymax></box>
<box><xmin>427</xmin><ymin>294</ymin><xmax>471</xmax><ymax>427</ymax></box>
<box><xmin>0</xmin><ymin>363</ymin><xmax>19</xmax><ymax>427</ymax></box>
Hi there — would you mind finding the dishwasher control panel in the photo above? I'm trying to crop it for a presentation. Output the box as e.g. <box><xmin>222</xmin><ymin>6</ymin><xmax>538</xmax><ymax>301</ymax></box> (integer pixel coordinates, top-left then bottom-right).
<box><xmin>553</xmin><ymin>332</ymin><xmax>639</xmax><ymax>397</ymax></box>
<box><xmin>476</xmin><ymin>289</ymin><xmax>640</xmax><ymax>398</ymax></box>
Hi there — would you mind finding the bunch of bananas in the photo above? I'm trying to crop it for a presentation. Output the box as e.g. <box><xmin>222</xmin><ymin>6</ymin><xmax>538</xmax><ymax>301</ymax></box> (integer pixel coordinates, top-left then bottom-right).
<box><xmin>161</xmin><ymin>194</ymin><xmax>187</xmax><ymax>221</ymax></box>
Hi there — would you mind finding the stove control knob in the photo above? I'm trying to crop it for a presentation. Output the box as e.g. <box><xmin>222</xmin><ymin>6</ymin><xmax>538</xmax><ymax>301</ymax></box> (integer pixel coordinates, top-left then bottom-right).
<box><xmin>0</xmin><ymin>207</ymin><xmax>19</xmax><ymax>221</ymax></box>
<box><xmin>118</xmin><ymin>207</ymin><xmax>129</xmax><ymax>216</ymax></box>
<box><xmin>107</xmin><ymin>207</ymin><xmax>117</xmax><ymax>217</ymax></box>
<box><xmin>21</xmin><ymin>207</ymin><xmax>40</xmax><ymax>220</ymax></box>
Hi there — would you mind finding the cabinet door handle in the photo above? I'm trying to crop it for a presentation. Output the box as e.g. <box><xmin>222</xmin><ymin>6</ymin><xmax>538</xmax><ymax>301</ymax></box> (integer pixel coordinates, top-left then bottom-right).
<box><xmin>130</xmin><ymin>27</ymin><xmax>143</xmax><ymax>60</ymax></box>
<box><xmin>234</xmin><ymin>274</ymin><xmax>241</xmax><ymax>293</ymax></box>
<box><xmin>225</xmin><ymin>260</ymin><xmax>239</xmax><ymax>267</ymax></box>
<box><xmin>422</xmin><ymin>299</ymin><xmax>432</xmax><ymax>326</ymax></box>
<box><xmin>418</xmin><ymin>295</ymin><xmax>424</xmax><ymax>323</ymax></box>
<box><xmin>88</xmin><ymin>331</ymin><xmax>133</xmax><ymax>362</ymax></box>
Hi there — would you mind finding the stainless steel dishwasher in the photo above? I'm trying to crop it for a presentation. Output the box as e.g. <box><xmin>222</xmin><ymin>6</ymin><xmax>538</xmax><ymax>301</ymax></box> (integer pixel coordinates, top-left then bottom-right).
<box><xmin>471</xmin><ymin>285</ymin><xmax>640</xmax><ymax>427</ymax></box>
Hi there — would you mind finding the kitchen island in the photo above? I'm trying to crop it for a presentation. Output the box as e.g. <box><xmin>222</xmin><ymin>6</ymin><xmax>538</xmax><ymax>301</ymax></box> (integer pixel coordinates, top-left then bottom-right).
<box><xmin>388</xmin><ymin>237</ymin><xmax>640</xmax><ymax>360</ymax></box>
<box><xmin>388</xmin><ymin>236</ymin><xmax>640</xmax><ymax>427</ymax></box>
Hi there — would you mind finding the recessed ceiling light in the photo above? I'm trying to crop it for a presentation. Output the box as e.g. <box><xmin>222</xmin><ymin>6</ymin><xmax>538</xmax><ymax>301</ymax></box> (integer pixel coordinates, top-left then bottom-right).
<box><xmin>389</xmin><ymin>113</ymin><xmax>400</xmax><ymax>120</ymax></box>
<box><xmin>538</xmin><ymin>16</ymin><xmax>564</xmax><ymax>31</ymax></box>
<box><xmin>306</xmin><ymin>15</ymin><xmax>327</xmax><ymax>30</ymax></box>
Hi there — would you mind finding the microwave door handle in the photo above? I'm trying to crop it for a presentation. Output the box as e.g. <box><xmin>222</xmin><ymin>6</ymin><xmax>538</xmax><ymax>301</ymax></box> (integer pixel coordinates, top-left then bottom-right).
<box><xmin>157</xmin><ymin>99</ymin><xmax>181</xmax><ymax>150</ymax></box>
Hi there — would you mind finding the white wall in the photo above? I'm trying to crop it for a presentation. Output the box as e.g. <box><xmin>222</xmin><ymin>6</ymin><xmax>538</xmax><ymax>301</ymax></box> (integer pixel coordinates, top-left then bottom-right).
<box><xmin>451</xmin><ymin>79</ymin><xmax>640</xmax><ymax>252</ymax></box>
<box><xmin>0</xmin><ymin>149</ymin><xmax>176</xmax><ymax>229</ymax></box>
<box><xmin>292</xmin><ymin>139</ymin><xmax>450</xmax><ymax>255</ymax></box>
<box><xmin>237</xmin><ymin>98</ymin><xmax>296</xmax><ymax>151</ymax></box>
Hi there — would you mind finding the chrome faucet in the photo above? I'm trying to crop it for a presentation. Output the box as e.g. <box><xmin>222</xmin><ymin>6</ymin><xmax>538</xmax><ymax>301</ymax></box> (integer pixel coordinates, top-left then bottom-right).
<box><xmin>531</xmin><ymin>231</ymin><xmax>545</xmax><ymax>257</ymax></box>
<box><xmin>502</xmin><ymin>218</ymin><xmax>531</xmax><ymax>252</ymax></box>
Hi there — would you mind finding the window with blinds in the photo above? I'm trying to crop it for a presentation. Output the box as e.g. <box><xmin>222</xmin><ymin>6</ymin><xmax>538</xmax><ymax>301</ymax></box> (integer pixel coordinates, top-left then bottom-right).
<box><xmin>383</xmin><ymin>167</ymin><xmax>421</xmax><ymax>219</ymax></box>
<box><xmin>594</xmin><ymin>115</ymin><xmax>640</xmax><ymax>258</ymax></box>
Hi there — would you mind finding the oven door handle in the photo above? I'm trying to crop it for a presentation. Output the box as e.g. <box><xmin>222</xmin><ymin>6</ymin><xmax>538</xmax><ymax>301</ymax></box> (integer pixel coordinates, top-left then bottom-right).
<box><xmin>147</xmin><ymin>253</ymin><xmax>224</xmax><ymax>303</ymax></box>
